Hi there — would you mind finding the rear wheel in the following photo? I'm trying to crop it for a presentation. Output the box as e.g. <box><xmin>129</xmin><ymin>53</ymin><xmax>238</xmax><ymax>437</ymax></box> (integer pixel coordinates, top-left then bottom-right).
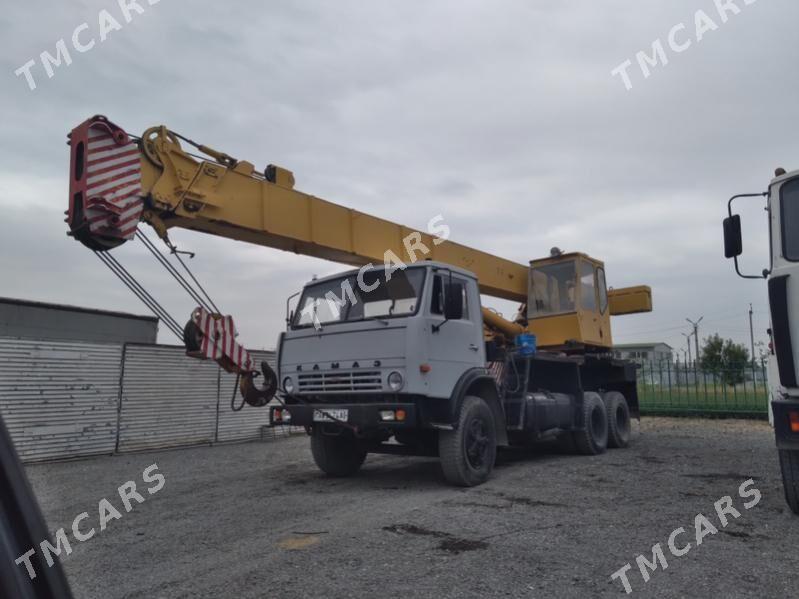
<box><xmin>604</xmin><ymin>391</ymin><xmax>631</xmax><ymax>449</ymax></box>
<box><xmin>572</xmin><ymin>392</ymin><xmax>608</xmax><ymax>455</ymax></box>
<box><xmin>310</xmin><ymin>432</ymin><xmax>367</xmax><ymax>477</ymax></box>
<box><xmin>778</xmin><ymin>449</ymin><xmax>799</xmax><ymax>515</ymax></box>
<box><xmin>439</xmin><ymin>396</ymin><xmax>497</xmax><ymax>487</ymax></box>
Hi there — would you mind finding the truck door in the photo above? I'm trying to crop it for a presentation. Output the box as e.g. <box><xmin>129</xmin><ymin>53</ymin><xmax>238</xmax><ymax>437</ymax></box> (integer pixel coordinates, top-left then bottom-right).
<box><xmin>425</xmin><ymin>272</ymin><xmax>485</xmax><ymax>398</ymax></box>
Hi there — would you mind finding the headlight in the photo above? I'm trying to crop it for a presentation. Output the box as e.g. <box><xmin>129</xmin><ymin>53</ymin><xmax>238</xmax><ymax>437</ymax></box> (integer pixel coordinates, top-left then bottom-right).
<box><xmin>387</xmin><ymin>371</ymin><xmax>404</xmax><ymax>391</ymax></box>
<box><xmin>283</xmin><ymin>376</ymin><xmax>295</xmax><ymax>394</ymax></box>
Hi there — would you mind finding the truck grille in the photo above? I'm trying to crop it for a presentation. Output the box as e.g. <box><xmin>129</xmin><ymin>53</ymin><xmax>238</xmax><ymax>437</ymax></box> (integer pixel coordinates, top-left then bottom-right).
<box><xmin>297</xmin><ymin>371</ymin><xmax>383</xmax><ymax>392</ymax></box>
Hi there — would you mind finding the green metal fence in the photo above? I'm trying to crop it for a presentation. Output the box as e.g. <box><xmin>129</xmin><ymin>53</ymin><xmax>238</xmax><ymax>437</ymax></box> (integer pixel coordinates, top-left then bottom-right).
<box><xmin>636</xmin><ymin>360</ymin><xmax>769</xmax><ymax>418</ymax></box>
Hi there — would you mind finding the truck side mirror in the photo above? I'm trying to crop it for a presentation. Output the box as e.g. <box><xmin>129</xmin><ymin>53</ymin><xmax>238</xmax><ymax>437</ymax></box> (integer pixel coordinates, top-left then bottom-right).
<box><xmin>444</xmin><ymin>282</ymin><xmax>464</xmax><ymax>320</ymax></box>
<box><xmin>723</xmin><ymin>214</ymin><xmax>743</xmax><ymax>258</ymax></box>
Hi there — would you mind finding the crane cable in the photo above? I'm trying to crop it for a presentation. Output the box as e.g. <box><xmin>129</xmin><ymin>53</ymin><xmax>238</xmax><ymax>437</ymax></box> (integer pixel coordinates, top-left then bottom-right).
<box><xmin>135</xmin><ymin>232</ymin><xmax>219</xmax><ymax>314</ymax></box>
<box><xmin>230</xmin><ymin>372</ymin><xmax>246</xmax><ymax>412</ymax></box>
<box><xmin>92</xmin><ymin>232</ymin><xmax>223</xmax><ymax>343</ymax></box>
<box><xmin>95</xmin><ymin>232</ymin><xmax>363</xmax><ymax>425</ymax></box>
<box><xmin>93</xmin><ymin>250</ymin><xmax>184</xmax><ymax>339</ymax></box>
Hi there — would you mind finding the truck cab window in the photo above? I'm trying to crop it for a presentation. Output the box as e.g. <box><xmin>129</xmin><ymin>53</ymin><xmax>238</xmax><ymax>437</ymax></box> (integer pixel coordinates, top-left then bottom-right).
<box><xmin>781</xmin><ymin>178</ymin><xmax>799</xmax><ymax>260</ymax></box>
<box><xmin>294</xmin><ymin>277</ymin><xmax>353</xmax><ymax>326</ymax></box>
<box><xmin>358</xmin><ymin>269</ymin><xmax>422</xmax><ymax>318</ymax></box>
<box><xmin>431</xmin><ymin>274</ymin><xmax>444</xmax><ymax>314</ymax></box>
<box><xmin>452</xmin><ymin>276</ymin><xmax>470</xmax><ymax>320</ymax></box>
<box><xmin>293</xmin><ymin>268</ymin><xmax>425</xmax><ymax>327</ymax></box>
<box><xmin>430</xmin><ymin>273</ymin><xmax>469</xmax><ymax>320</ymax></box>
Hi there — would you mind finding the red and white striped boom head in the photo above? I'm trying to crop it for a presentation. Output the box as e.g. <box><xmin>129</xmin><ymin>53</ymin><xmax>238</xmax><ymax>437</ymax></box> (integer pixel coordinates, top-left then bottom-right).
<box><xmin>67</xmin><ymin>115</ymin><xmax>144</xmax><ymax>251</ymax></box>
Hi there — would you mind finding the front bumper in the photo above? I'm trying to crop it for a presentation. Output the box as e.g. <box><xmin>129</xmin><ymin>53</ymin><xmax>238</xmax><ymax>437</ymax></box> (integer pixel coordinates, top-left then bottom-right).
<box><xmin>772</xmin><ymin>397</ymin><xmax>799</xmax><ymax>450</ymax></box>
<box><xmin>269</xmin><ymin>403</ymin><xmax>417</xmax><ymax>429</ymax></box>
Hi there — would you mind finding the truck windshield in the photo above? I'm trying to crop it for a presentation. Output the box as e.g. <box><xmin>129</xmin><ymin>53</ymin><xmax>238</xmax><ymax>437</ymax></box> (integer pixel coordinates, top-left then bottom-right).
<box><xmin>528</xmin><ymin>260</ymin><xmax>577</xmax><ymax>318</ymax></box>
<box><xmin>293</xmin><ymin>267</ymin><xmax>426</xmax><ymax>328</ymax></box>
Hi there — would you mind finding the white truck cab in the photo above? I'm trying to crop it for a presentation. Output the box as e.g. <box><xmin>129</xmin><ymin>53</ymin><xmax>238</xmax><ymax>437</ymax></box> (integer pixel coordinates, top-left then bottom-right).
<box><xmin>278</xmin><ymin>262</ymin><xmax>485</xmax><ymax>401</ymax></box>
<box><xmin>724</xmin><ymin>168</ymin><xmax>799</xmax><ymax>513</ymax></box>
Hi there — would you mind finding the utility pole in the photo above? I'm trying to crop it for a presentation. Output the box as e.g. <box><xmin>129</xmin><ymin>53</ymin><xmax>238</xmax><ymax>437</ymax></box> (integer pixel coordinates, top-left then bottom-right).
<box><xmin>749</xmin><ymin>303</ymin><xmax>755</xmax><ymax>364</ymax></box>
<box><xmin>682</xmin><ymin>332</ymin><xmax>692</xmax><ymax>366</ymax></box>
<box><xmin>686</xmin><ymin>316</ymin><xmax>703</xmax><ymax>366</ymax></box>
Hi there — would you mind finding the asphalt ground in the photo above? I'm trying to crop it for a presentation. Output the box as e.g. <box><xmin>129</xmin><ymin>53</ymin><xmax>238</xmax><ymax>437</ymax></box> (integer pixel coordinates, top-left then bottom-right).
<box><xmin>22</xmin><ymin>417</ymin><xmax>799</xmax><ymax>598</ymax></box>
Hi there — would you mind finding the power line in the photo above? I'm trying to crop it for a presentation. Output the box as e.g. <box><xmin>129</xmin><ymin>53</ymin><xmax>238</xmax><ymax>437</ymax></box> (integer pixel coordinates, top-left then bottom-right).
<box><xmin>621</xmin><ymin>310</ymin><xmax>766</xmax><ymax>337</ymax></box>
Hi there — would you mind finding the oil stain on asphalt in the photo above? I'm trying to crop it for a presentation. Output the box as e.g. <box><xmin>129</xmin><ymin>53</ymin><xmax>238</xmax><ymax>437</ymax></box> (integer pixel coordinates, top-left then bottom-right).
<box><xmin>382</xmin><ymin>524</ymin><xmax>489</xmax><ymax>554</ymax></box>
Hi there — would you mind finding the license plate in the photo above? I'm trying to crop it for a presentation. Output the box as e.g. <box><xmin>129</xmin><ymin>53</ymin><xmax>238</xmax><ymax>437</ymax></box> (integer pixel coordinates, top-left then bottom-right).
<box><xmin>313</xmin><ymin>409</ymin><xmax>349</xmax><ymax>422</ymax></box>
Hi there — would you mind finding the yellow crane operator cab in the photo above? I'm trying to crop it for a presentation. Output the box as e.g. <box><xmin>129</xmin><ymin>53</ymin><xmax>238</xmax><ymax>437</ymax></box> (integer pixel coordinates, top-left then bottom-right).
<box><xmin>526</xmin><ymin>250</ymin><xmax>652</xmax><ymax>351</ymax></box>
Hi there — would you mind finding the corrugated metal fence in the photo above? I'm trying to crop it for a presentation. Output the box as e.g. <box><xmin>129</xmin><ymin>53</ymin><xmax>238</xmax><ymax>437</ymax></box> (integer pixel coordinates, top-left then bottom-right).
<box><xmin>0</xmin><ymin>337</ymin><xmax>287</xmax><ymax>463</ymax></box>
<box><xmin>119</xmin><ymin>345</ymin><xmax>221</xmax><ymax>452</ymax></box>
<box><xmin>0</xmin><ymin>338</ymin><xmax>122</xmax><ymax>462</ymax></box>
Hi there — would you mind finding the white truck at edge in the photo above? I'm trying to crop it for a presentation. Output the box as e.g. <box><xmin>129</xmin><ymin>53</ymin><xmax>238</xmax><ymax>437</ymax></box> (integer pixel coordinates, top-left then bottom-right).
<box><xmin>724</xmin><ymin>168</ymin><xmax>799</xmax><ymax>514</ymax></box>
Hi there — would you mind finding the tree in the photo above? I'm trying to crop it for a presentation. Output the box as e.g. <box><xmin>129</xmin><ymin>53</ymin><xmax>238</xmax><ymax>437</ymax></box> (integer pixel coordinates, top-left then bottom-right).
<box><xmin>700</xmin><ymin>333</ymin><xmax>750</xmax><ymax>385</ymax></box>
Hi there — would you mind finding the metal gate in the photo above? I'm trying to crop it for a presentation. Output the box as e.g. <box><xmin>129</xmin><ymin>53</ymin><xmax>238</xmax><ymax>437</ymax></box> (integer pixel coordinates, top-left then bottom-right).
<box><xmin>117</xmin><ymin>344</ymin><xmax>220</xmax><ymax>452</ymax></box>
<box><xmin>0</xmin><ymin>337</ymin><xmax>122</xmax><ymax>462</ymax></box>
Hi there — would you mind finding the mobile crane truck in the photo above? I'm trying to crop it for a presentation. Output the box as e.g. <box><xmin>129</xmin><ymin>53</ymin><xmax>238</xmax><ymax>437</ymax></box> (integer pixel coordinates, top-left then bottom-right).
<box><xmin>66</xmin><ymin>115</ymin><xmax>652</xmax><ymax>486</ymax></box>
<box><xmin>724</xmin><ymin>168</ymin><xmax>799</xmax><ymax>513</ymax></box>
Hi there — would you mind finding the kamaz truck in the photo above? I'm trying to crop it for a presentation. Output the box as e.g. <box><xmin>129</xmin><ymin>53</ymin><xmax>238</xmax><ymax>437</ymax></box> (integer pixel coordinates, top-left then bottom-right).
<box><xmin>269</xmin><ymin>257</ymin><xmax>644</xmax><ymax>485</ymax></box>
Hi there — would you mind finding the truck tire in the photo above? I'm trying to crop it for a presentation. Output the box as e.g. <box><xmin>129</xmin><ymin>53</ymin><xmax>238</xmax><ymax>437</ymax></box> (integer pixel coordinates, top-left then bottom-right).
<box><xmin>603</xmin><ymin>391</ymin><xmax>631</xmax><ymax>449</ymax></box>
<box><xmin>310</xmin><ymin>432</ymin><xmax>367</xmax><ymax>477</ymax></box>
<box><xmin>778</xmin><ymin>449</ymin><xmax>799</xmax><ymax>515</ymax></box>
<box><xmin>439</xmin><ymin>395</ymin><xmax>497</xmax><ymax>487</ymax></box>
<box><xmin>572</xmin><ymin>392</ymin><xmax>608</xmax><ymax>455</ymax></box>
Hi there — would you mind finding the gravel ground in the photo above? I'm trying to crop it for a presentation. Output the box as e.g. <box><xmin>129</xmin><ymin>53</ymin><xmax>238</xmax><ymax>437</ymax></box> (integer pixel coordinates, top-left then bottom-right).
<box><xmin>23</xmin><ymin>417</ymin><xmax>799</xmax><ymax>598</ymax></box>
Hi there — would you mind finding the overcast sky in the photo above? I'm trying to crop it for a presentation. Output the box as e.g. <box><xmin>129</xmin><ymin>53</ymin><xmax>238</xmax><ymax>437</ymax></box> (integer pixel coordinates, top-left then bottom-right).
<box><xmin>1</xmin><ymin>0</ymin><xmax>796</xmax><ymax>358</ymax></box>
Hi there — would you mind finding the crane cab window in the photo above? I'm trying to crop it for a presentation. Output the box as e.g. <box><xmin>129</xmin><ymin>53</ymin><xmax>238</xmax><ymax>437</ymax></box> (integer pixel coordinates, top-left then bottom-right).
<box><xmin>528</xmin><ymin>260</ymin><xmax>577</xmax><ymax>318</ymax></box>
<box><xmin>580</xmin><ymin>262</ymin><xmax>597</xmax><ymax>312</ymax></box>
<box><xmin>597</xmin><ymin>267</ymin><xmax>608</xmax><ymax>313</ymax></box>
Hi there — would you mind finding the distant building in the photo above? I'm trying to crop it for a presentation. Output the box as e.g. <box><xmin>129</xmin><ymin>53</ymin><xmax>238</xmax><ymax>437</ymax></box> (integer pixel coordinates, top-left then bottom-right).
<box><xmin>613</xmin><ymin>342</ymin><xmax>673</xmax><ymax>364</ymax></box>
<box><xmin>0</xmin><ymin>297</ymin><xmax>158</xmax><ymax>345</ymax></box>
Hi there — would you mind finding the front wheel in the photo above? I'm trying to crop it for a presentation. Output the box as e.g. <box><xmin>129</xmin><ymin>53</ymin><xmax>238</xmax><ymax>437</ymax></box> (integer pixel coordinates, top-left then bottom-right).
<box><xmin>310</xmin><ymin>432</ymin><xmax>367</xmax><ymax>477</ymax></box>
<box><xmin>439</xmin><ymin>395</ymin><xmax>497</xmax><ymax>487</ymax></box>
<box><xmin>778</xmin><ymin>449</ymin><xmax>799</xmax><ymax>515</ymax></box>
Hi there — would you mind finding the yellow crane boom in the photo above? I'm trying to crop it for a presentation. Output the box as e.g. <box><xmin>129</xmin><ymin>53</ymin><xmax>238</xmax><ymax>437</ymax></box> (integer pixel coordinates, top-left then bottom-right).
<box><xmin>67</xmin><ymin>115</ymin><xmax>651</xmax><ymax>351</ymax></box>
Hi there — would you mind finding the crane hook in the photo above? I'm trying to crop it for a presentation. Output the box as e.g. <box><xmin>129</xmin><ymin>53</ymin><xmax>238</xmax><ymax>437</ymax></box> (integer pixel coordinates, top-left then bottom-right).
<box><xmin>239</xmin><ymin>362</ymin><xmax>278</xmax><ymax>408</ymax></box>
